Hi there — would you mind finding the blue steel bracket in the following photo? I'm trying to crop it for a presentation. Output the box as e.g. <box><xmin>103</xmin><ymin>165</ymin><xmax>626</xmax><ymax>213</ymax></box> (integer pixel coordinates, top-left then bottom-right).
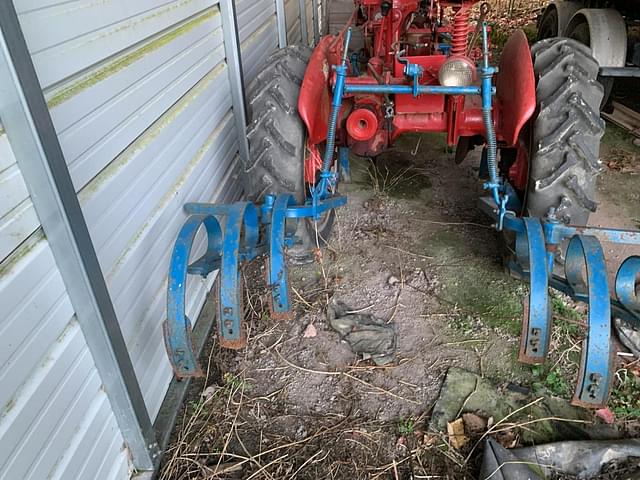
<box><xmin>564</xmin><ymin>235</ymin><xmax>612</xmax><ymax>408</ymax></box>
<box><xmin>516</xmin><ymin>218</ymin><xmax>552</xmax><ymax>364</ymax></box>
<box><xmin>216</xmin><ymin>202</ymin><xmax>260</xmax><ymax>349</ymax></box>
<box><xmin>616</xmin><ymin>256</ymin><xmax>640</xmax><ymax>319</ymax></box>
<box><xmin>164</xmin><ymin>213</ymin><xmax>224</xmax><ymax>378</ymax></box>
<box><xmin>267</xmin><ymin>194</ymin><xmax>298</xmax><ymax>320</ymax></box>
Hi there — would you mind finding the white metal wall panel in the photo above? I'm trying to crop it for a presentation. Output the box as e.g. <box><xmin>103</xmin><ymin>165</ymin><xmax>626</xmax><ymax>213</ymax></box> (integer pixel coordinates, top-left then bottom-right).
<box><xmin>285</xmin><ymin>0</ymin><xmax>302</xmax><ymax>44</ymax></box>
<box><xmin>0</xmin><ymin>232</ymin><xmax>130</xmax><ymax>479</ymax></box>
<box><xmin>1</xmin><ymin>0</ymin><xmax>247</xmax><ymax>478</ymax></box>
<box><xmin>236</xmin><ymin>0</ymin><xmax>279</xmax><ymax>86</ymax></box>
<box><xmin>14</xmin><ymin>0</ymin><xmax>243</xmax><ymax>422</ymax></box>
<box><xmin>0</xmin><ymin>132</ymin><xmax>38</xmax><ymax>262</ymax></box>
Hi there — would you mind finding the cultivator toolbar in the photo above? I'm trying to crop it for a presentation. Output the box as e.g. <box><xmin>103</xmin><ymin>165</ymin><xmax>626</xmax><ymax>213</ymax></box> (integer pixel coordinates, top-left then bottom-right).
<box><xmin>480</xmin><ymin>198</ymin><xmax>640</xmax><ymax>407</ymax></box>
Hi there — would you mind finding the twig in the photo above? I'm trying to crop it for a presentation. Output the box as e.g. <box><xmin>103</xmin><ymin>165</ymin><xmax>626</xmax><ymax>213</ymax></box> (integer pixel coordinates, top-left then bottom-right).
<box><xmin>346</xmin><ymin>304</ymin><xmax>375</xmax><ymax>314</ymax></box>
<box><xmin>291</xmin><ymin>285</ymin><xmax>313</xmax><ymax>309</ymax></box>
<box><xmin>455</xmin><ymin>377</ymin><xmax>479</xmax><ymax>419</ymax></box>
<box><xmin>276</xmin><ymin>349</ymin><xmax>420</xmax><ymax>404</ymax></box>
<box><xmin>464</xmin><ymin>397</ymin><xmax>545</xmax><ymax>463</ymax></box>
<box><xmin>382</xmin><ymin>244</ymin><xmax>433</xmax><ymax>260</ymax></box>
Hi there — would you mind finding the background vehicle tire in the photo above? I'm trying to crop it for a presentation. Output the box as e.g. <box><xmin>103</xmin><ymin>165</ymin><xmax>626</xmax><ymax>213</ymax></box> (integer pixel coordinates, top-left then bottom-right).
<box><xmin>564</xmin><ymin>18</ymin><xmax>614</xmax><ymax>110</ymax></box>
<box><xmin>244</xmin><ymin>46</ymin><xmax>335</xmax><ymax>260</ymax></box>
<box><xmin>525</xmin><ymin>38</ymin><xmax>605</xmax><ymax>226</ymax></box>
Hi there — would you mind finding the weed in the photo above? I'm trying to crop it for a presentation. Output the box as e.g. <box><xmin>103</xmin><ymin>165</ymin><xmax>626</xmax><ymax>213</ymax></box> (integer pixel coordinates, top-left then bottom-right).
<box><xmin>398</xmin><ymin>418</ymin><xmax>415</xmax><ymax>435</ymax></box>
<box><xmin>366</xmin><ymin>159</ymin><xmax>431</xmax><ymax>199</ymax></box>
<box><xmin>610</xmin><ymin>369</ymin><xmax>640</xmax><ymax>419</ymax></box>
<box><xmin>223</xmin><ymin>372</ymin><xmax>249</xmax><ymax>391</ymax></box>
<box><xmin>531</xmin><ymin>365</ymin><xmax>572</xmax><ymax>398</ymax></box>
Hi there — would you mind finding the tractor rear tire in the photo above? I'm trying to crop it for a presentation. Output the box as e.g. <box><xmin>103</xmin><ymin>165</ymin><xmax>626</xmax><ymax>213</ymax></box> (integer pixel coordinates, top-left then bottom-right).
<box><xmin>525</xmin><ymin>38</ymin><xmax>605</xmax><ymax>226</ymax></box>
<box><xmin>244</xmin><ymin>45</ymin><xmax>335</xmax><ymax>260</ymax></box>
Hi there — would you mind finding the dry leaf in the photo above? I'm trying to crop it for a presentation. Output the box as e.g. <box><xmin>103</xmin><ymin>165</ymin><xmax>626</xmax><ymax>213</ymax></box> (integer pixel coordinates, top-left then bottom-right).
<box><xmin>493</xmin><ymin>429</ymin><xmax>518</xmax><ymax>449</ymax></box>
<box><xmin>201</xmin><ymin>385</ymin><xmax>221</xmax><ymax>402</ymax></box>
<box><xmin>447</xmin><ymin>418</ymin><xmax>470</xmax><ymax>449</ymax></box>
<box><xmin>595</xmin><ymin>407</ymin><xmax>615</xmax><ymax>424</ymax></box>
<box><xmin>303</xmin><ymin>323</ymin><xmax>317</xmax><ymax>338</ymax></box>
<box><xmin>462</xmin><ymin>412</ymin><xmax>487</xmax><ymax>434</ymax></box>
<box><xmin>423</xmin><ymin>433</ymin><xmax>438</xmax><ymax>446</ymax></box>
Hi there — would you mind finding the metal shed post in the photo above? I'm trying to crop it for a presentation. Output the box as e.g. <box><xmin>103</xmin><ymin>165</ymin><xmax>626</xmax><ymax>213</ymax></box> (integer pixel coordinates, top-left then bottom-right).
<box><xmin>312</xmin><ymin>0</ymin><xmax>320</xmax><ymax>45</ymax></box>
<box><xmin>275</xmin><ymin>0</ymin><xmax>288</xmax><ymax>48</ymax></box>
<box><xmin>0</xmin><ymin>2</ymin><xmax>159</xmax><ymax>473</ymax></box>
<box><xmin>219</xmin><ymin>0</ymin><xmax>250</xmax><ymax>167</ymax></box>
<box><xmin>298</xmin><ymin>0</ymin><xmax>309</xmax><ymax>45</ymax></box>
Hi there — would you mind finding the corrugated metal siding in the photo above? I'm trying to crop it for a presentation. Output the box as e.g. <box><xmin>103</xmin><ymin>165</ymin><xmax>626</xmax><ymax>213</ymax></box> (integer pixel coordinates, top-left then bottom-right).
<box><xmin>0</xmin><ymin>224</ymin><xmax>130</xmax><ymax>479</ymax></box>
<box><xmin>327</xmin><ymin>0</ymin><xmax>363</xmax><ymax>49</ymax></box>
<box><xmin>1</xmin><ymin>0</ymin><xmax>319</xmax><ymax>477</ymax></box>
<box><xmin>236</xmin><ymin>0</ymin><xmax>279</xmax><ymax>86</ymax></box>
<box><xmin>285</xmin><ymin>0</ymin><xmax>302</xmax><ymax>44</ymax></box>
<box><xmin>1</xmin><ymin>0</ymin><xmax>247</xmax><ymax>478</ymax></box>
<box><xmin>306</xmin><ymin>0</ymin><xmax>314</xmax><ymax>45</ymax></box>
<box><xmin>19</xmin><ymin>0</ymin><xmax>241</xmax><ymax>421</ymax></box>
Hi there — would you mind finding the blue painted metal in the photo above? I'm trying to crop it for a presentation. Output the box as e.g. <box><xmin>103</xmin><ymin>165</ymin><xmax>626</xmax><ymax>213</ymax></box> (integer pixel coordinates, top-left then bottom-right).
<box><xmin>165</xmin><ymin>193</ymin><xmax>346</xmax><ymax>374</ymax></box>
<box><xmin>517</xmin><ymin>218</ymin><xmax>552</xmax><ymax>364</ymax></box>
<box><xmin>544</xmin><ymin>223</ymin><xmax>640</xmax><ymax>246</ymax></box>
<box><xmin>339</xmin><ymin>147</ymin><xmax>351</xmax><ymax>183</ymax></box>
<box><xmin>268</xmin><ymin>194</ymin><xmax>297</xmax><ymax>319</ymax></box>
<box><xmin>479</xmin><ymin>195</ymin><xmax>640</xmax><ymax>406</ymax></box>
<box><xmin>313</xmin><ymin>28</ymin><xmax>351</xmax><ymax>204</ymax></box>
<box><xmin>478</xmin><ymin>22</ymin><xmax>503</xmax><ymax>218</ymax></box>
<box><xmin>564</xmin><ymin>235</ymin><xmax>612</xmax><ymax>407</ymax></box>
<box><xmin>616</xmin><ymin>256</ymin><xmax>640</xmax><ymax>318</ymax></box>
<box><xmin>343</xmin><ymin>84</ymin><xmax>484</xmax><ymax>96</ymax></box>
<box><xmin>217</xmin><ymin>202</ymin><xmax>259</xmax><ymax>348</ymax></box>
<box><xmin>286</xmin><ymin>194</ymin><xmax>347</xmax><ymax>219</ymax></box>
<box><xmin>164</xmin><ymin>214</ymin><xmax>223</xmax><ymax>377</ymax></box>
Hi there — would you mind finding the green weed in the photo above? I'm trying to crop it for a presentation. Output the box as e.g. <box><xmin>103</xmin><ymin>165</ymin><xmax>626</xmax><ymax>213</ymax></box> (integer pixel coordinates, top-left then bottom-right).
<box><xmin>398</xmin><ymin>418</ymin><xmax>415</xmax><ymax>435</ymax></box>
<box><xmin>610</xmin><ymin>369</ymin><xmax>640</xmax><ymax>419</ymax></box>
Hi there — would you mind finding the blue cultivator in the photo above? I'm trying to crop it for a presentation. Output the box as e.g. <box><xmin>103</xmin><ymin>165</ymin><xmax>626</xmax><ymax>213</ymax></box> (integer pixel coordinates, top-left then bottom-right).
<box><xmin>163</xmin><ymin>21</ymin><xmax>640</xmax><ymax>409</ymax></box>
<box><xmin>163</xmin><ymin>193</ymin><xmax>345</xmax><ymax>376</ymax></box>
<box><xmin>480</xmin><ymin>198</ymin><xmax>640</xmax><ymax>408</ymax></box>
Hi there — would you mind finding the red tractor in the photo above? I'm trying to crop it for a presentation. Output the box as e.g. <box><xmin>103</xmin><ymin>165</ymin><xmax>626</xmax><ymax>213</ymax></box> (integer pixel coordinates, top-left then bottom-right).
<box><xmin>244</xmin><ymin>0</ymin><xmax>604</xmax><ymax>253</ymax></box>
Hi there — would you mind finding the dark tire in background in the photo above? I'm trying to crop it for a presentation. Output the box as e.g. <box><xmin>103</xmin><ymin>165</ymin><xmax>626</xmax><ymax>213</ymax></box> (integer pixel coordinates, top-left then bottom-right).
<box><xmin>244</xmin><ymin>45</ymin><xmax>335</xmax><ymax>259</ymax></box>
<box><xmin>564</xmin><ymin>18</ymin><xmax>614</xmax><ymax>110</ymax></box>
<box><xmin>525</xmin><ymin>38</ymin><xmax>605</xmax><ymax>226</ymax></box>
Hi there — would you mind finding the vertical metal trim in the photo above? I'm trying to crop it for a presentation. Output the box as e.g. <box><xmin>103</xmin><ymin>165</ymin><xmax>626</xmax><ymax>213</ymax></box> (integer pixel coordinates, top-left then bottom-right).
<box><xmin>0</xmin><ymin>2</ymin><xmax>158</xmax><ymax>472</ymax></box>
<box><xmin>219</xmin><ymin>0</ymin><xmax>250</xmax><ymax>167</ymax></box>
<box><xmin>275</xmin><ymin>0</ymin><xmax>287</xmax><ymax>48</ymax></box>
<box><xmin>298</xmin><ymin>0</ymin><xmax>308</xmax><ymax>45</ymax></box>
<box><xmin>311</xmin><ymin>0</ymin><xmax>320</xmax><ymax>45</ymax></box>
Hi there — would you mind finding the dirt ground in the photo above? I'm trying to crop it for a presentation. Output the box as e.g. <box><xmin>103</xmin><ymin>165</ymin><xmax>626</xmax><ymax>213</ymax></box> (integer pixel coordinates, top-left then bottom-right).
<box><xmin>160</xmin><ymin>126</ymin><xmax>640</xmax><ymax>480</ymax></box>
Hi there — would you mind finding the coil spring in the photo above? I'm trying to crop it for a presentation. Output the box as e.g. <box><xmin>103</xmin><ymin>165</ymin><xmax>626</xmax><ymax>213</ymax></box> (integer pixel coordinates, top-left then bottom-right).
<box><xmin>451</xmin><ymin>8</ymin><xmax>470</xmax><ymax>56</ymax></box>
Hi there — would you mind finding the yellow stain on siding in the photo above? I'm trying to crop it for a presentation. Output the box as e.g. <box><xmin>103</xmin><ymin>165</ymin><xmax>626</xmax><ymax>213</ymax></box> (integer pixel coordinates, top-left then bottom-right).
<box><xmin>106</xmin><ymin>111</ymin><xmax>234</xmax><ymax>282</ymax></box>
<box><xmin>77</xmin><ymin>60</ymin><xmax>226</xmax><ymax>203</ymax></box>
<box><xmin>47</xmin><ymin>8</ymin><xmax>218</xmax><ymax>109</ymax></box>
<box><xmin>0</xmin><ymin>228</ymin><xmax>45</xmax><ymax>279</ymax></box>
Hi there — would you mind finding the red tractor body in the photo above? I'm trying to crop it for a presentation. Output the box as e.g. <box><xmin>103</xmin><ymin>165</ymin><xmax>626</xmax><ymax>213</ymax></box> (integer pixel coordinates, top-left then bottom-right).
<box><xmin>298</xmin><ymin>0</ymin><xmax>536</xmax><ymax>190</ymax></box>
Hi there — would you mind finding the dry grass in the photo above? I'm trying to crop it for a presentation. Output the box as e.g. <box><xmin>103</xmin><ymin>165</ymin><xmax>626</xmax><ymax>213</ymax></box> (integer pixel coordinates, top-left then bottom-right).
<box><xmin>157</xmin><ymin>256</ymin><xmax>478</xmax><ymax>480</ymax></box>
